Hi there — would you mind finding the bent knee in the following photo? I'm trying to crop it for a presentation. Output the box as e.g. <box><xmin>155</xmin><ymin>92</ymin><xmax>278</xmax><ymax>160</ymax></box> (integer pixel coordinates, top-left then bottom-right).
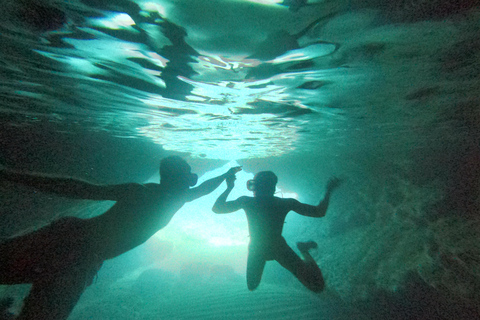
<box><xmin>308</xmin><ymin>280</ymin><xmax>325</xmax><ymax>293</ymax></box>
<box><xmin>247</xmin><ymin>278</ymin><xmax>261</xmax><ymax>291</ymax></box>
<box><xmin>247</xmin><ymin>282</ymin><xmax>259</xmax><ymax>291</ymax></box>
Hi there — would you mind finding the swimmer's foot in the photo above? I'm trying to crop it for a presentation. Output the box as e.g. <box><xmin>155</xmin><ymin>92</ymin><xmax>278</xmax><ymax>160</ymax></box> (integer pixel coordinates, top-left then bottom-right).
<box><xmin>297</xmin><ymin>241</ymin><xmax>318</xmax><ymax>253</ymax></box>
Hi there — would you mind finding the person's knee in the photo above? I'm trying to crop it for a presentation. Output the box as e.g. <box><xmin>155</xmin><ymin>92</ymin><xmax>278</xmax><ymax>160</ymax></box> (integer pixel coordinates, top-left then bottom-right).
<box><xmin>297</xmin><ymin>265</ymin><xmax>325</xmax><ymax>292</ymax></box>
<box><xmin>246</xmin><ymin>273</ymin><xmax>261</xmax><ymax>291</ymax></box>
<box><xmin>300</xmin><ymin>274</ymin><xmax>324</xmax><ymax>293</ymax></box>
<box><xmin>247</xmin><ymin>279</ymin><xmax>260</xmax><ymax>291</ymax></box>
<box><xmin>308</xmin><ymin>278</ymin><xmax>325</xmax><ymax>293</ymax></box>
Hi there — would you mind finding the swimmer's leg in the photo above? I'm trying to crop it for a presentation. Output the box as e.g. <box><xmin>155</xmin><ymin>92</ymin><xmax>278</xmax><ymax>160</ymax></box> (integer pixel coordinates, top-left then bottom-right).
<box><xmin>296</xmin><ymin>241</ymin><xmax>318</xmax><ymax>265</ymax></box>
<box><xmin>246</xmin><ymin>247</ymin><xmax>266</xmax><ymax>291</ymax></box>
<box><xmin>276</xmin><ymin>241</ymin><xmax>324</xmax><ymax>293</ymax></box>
<box><xmin>17</xmin><ymin>270</ymin><xmax>89</xmax><ymax>320</ymax></box>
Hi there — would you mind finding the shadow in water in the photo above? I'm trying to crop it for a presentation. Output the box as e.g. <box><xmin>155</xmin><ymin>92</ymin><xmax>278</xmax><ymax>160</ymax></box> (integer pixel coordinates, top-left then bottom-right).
<box><xmin>354</xmin><ymin>271</ymin><xmax>480</xmax><ymax>320</ymax></box>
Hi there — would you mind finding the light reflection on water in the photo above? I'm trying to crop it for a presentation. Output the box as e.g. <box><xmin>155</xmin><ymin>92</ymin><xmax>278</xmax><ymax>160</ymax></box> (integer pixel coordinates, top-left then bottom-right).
<box><xmin>0</xmin><ymin>0</ymin><xmax>476</xmax><ymax>159</ymax></box>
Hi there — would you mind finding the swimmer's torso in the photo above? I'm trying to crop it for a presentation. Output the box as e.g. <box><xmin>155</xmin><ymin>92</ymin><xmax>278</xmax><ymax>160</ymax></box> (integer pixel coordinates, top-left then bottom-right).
<box><xmin>86</xmin><ymin>183</ymin><xmax>188</xmax><ymax>259</ymax></box>
<box><xmin>242</xmin><ymin>196</ymin><xmax>292</xmax><ymax>245</ymax></box>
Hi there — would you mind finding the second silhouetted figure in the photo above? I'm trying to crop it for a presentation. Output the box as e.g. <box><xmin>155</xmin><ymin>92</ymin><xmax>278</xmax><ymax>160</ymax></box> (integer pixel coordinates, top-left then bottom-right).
<box><xmin>213</xmin><ymin>170</ymin><xmax>341</xmax><ymax>292</ymax></box>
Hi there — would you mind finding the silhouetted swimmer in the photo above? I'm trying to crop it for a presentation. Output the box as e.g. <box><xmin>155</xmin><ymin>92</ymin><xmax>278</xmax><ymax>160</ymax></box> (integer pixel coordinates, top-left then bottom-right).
<box><xmin>0</xmin><ymin>156</ymin><xmax>241</xmax><ymax>319</ymax></box>
<box><xmin>213</xmin><ymin>171</ymin><xmax>342</xmax><ymax>292</ymax></box>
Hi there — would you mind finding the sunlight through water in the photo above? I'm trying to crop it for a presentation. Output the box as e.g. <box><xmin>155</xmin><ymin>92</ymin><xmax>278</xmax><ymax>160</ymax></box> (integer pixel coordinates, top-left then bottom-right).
<box><xmin>1</xmin><ymin>0</ymin><xmax>479</xmax><ymax>319</ymax></box>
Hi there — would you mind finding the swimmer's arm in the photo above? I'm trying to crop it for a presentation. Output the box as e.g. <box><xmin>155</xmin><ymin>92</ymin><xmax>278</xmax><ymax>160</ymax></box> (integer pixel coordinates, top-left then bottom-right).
<box><xmin>212</xmin><ymin>187</ymin><xmax>246</xmax><ymax>213</ymax></box>
<box><xmin>290</xmin><ymin>177</ymin><xmax>342</xmax><ymax>218</ymax></box>
<box><xmin>185</xmin><ymin>166</ymin><xmax>242</xmax><ymax>202</ymax></box>
<box><xmin>289</xmin><ymin>197</ymin><xmax>329</xmax><ymax>218</ymax></box>
<box><xmin>212</xmin><ymin>169</ymin><xmax>245</xmax><ymax>213</ymax></box>
<box><xmin>0</xmin><ymin>169</ymin><xmax>143</xmax><ymax>201</ymax></box>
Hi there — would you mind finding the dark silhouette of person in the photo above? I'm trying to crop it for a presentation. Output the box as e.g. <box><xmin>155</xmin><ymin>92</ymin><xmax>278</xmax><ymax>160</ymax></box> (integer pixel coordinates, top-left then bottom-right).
<box><xmin>213</xmin><ymin>170</ymin><xmax>342</xmax><ymax>292</ymax></box>
<box><xmin>0</xmin><ymin>156</ymin><xmax>241</xmax><ymax>319</ymax></box>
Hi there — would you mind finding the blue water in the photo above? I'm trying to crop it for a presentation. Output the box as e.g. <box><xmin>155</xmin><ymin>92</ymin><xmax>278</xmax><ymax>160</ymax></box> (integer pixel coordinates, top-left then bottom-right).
<box><xmin>0</xmin><ymin>0</ymin><xmax>479</xmax><ymax>319</ymax></box>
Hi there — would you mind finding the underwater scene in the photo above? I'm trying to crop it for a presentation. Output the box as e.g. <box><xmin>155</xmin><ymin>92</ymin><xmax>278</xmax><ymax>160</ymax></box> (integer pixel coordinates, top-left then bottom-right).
<box><xmin>0</xmin><ymin>0</ymin><xmax>479</xmax><ymax>319</ymax></box>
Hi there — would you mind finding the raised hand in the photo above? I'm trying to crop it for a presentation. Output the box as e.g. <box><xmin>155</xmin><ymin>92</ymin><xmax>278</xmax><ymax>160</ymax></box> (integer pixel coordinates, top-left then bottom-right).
<box><xmin>226</xmin><ymin>173</ymin><xmax>236</xmax><ymax>189</ymax></box>
<box><xmin>227</xmin><ymin>166</ymin><xmax>242</xmax><ymax>176</ymax></box>
<box><xmin>225</xmin><ymin>166</ymin><xmax>241</xmax><ymax>189</ymax></box>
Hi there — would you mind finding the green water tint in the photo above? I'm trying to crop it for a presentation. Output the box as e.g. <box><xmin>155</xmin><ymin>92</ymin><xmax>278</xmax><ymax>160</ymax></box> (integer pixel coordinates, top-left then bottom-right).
<box><xmin>0</xmin><ymin>0</ymin><xmax>479</xmax><ymax>319</ymax></box>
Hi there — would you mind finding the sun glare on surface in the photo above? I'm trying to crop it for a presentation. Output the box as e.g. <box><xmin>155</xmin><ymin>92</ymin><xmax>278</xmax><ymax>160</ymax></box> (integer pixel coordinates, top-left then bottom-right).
<box><xmin>89</xmin><ymin>13</ymin><xmax>136</xmax><ymax>30</ymax></box>
<box><xmin>148</xmin><ymin>161</ymin><xmax>252</xmax><ymax>273</ymax></box>
<box><xmin>245</xmin><ymin>0</ymin><xmax>283</xmax><ymax>6</ymax></box>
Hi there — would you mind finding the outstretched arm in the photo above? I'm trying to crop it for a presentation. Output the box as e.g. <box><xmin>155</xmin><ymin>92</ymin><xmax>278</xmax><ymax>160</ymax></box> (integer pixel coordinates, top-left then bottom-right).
<box><xmin>186</xmin><ymin>166</ymin><xmax>242</xmax><ymax>202</ymax></box>
<box><xmin>0</xmin><ymin>168</ymin><xmax>144</xmax><ymax>201</ymax></box>
<box><xmin>291</xmin><ymin>177</ymin><xmax>342</xmax><ymax>218</ymax></box>
<box><xmin>212</xmin><ymin>173</ymin><xmax>245</xmax><ymax>213</ymax></box>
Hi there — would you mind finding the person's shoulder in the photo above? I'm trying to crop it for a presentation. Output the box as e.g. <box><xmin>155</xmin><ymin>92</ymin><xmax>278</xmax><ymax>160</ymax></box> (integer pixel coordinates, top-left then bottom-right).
<box><xmin>276</xmin><ymin>196</ymin><xmax>296</xmax><ymax>202</ymax></box>
<box><xmin>277</xmin><ymin>197</ymin><xmax>299</xmax><ymax>206</ymax></box>
<box><xmin>237</xmin><ymin>195</ymin><xmax>253</xmax><ymax>203</ymax></box>
<box><xmin>126</xmin><ymin>182</ymin><xmax>151</xmax><ymax>195</ymax></box>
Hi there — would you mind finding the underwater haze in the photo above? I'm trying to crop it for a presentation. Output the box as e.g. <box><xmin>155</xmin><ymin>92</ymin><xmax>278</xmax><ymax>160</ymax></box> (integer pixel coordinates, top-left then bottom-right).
<box><xmin>1</xmin><ymin>0</ymin><xmax>479</xmax><ymax>319</ymax></box>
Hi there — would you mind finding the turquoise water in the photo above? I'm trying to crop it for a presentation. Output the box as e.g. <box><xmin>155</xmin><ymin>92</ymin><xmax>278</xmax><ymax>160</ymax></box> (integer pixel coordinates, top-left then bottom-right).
<box><xmin>1</xmin><ymin>0</ymin><xmax>479</xmax><ymax>319</ymax></box>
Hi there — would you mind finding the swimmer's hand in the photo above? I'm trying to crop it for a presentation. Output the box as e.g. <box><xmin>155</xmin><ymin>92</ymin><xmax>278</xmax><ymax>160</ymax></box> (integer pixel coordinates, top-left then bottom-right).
<box><xmin>227</xmin><ymin>166</ymin><xmax>242</xmax><ymax>175</ymax></box>
<box><xmin>224</xmin><ymin>166</ymin><xmax>241</xmax><ymax>189</ymax></box>
<box><xmin>226</xmin><ymin>173</ymin><xmax>236</xmax><ymax>189</ymax></box>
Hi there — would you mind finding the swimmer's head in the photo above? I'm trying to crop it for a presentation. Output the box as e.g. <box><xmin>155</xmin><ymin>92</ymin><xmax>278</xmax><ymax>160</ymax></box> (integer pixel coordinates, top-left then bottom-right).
<box><xmin>247</xmin><ymin>171</ymin><xmax>277</xmax><ymax>196</ymax></box>
<box><xmin>160</xmin><ymin>156</ymin><xmax>198</xmax><ymax>189</ymax></box>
